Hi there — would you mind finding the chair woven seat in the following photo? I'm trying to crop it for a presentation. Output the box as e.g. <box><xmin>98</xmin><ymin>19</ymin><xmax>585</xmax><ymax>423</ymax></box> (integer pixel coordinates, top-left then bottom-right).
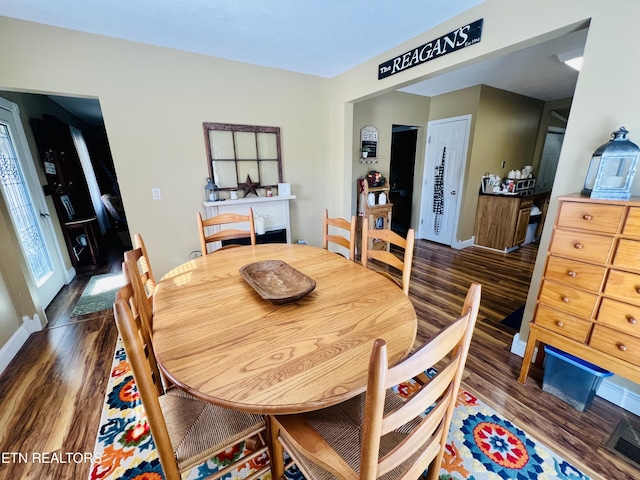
<box><xmin>282</xmin><ymin>389</ymin><xmax>423</xmax><ymax>479</ymax></box>
<box><xmin>161</xmin><ymin>387</ymin><xmax>266</xmax><ymax>471</ymax></box>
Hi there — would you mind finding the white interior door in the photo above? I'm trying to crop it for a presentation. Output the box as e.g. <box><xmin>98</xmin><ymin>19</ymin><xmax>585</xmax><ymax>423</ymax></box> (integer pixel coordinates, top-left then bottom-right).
<box><xmin>536</xmin><ymin>127</ymin><xmax>565</xmax><ymax>190</ymax></box>
<box><xmin>0</xmin><ymin>98</ymin><xmax>66</xmax><ymax>308</ymax></box>
<box><xmin>419</xmin><ymin>115</ymin><xmax>470</xmax><ymax>245</ymax></box>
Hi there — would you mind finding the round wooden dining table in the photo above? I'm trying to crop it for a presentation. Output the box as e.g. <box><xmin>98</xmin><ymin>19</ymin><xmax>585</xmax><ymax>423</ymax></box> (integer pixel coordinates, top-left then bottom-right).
<box><xmin>152</xmin><ymin>243</ymin><xmax>417</xmax><ymax>415</ymax></box>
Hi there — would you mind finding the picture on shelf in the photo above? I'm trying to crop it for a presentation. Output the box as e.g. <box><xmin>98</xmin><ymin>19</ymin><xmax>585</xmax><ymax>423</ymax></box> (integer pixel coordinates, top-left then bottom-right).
<box><xmin>60</xmin><ymin>194</ymin><xmax>75</xmax><ymax>220</ymax></box>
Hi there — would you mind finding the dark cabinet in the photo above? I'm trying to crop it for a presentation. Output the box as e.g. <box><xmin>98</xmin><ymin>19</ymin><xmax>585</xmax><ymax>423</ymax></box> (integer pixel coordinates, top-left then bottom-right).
<box><xmin>31</xmin><ymin>115</ymin><xmax>102</xmax><ymax>270</ymax></box>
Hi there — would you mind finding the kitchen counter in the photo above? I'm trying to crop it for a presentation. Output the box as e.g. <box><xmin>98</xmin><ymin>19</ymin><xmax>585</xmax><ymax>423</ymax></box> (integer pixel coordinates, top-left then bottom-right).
<box><xmin>479</xmin><ymin>188</ymin><xmax>551</xmax><ymax>198</ymax></box>
<box><xmin>474</xmin><ymin>190</ymin><xmax>550</xmax><ymax>251</ymax></box>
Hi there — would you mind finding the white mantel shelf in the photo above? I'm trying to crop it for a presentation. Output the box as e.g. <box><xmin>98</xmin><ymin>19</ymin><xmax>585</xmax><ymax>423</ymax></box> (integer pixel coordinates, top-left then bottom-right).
<box><xmin>203</xmin><ymin>195</ymin><xmax>296</xmax><ymax>207</ymax></box>
<box><xmin>202</xmin><ymin>195</ymin><xmax>296</xmax><ymax>245</ymax></box>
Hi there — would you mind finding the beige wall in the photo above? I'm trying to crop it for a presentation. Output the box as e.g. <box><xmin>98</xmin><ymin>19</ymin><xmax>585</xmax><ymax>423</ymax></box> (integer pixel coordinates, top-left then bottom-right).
<box><xmin>0</xmin><ymin>205</ymin><xmax>27</xmax><ymax>347</ymax></box>
<box><xmin>423</xmin><ymin>85</ymin><xmax>543</xmax><ymax>242</ymax></box>
<box><xmin>0</xmin><ymin>16</ymin><xmax>332</xmax><ymax>346</ymax></box>
<box><xmin>0</xmin><ymin>17</ymin><xmax>332</xmax><ymax>275</ymax></box>
<box><xmin>2</xmin><ymin>0</ymin><xmax>640</xmax><ymax>353</ymax></box>
<box><xmin>462</xmin><ymin>86</ymin><xmax>543</xmax><ymax>240</ymax></box>
<box><xmin>352</xmin><ymin>92</ymin><xmax>430</xmax><ymax>226</ymax></box>
<box><xmin>324</xmin><ymin>0</ymin><xmax>640</xmax><ymax>343</ymax></box>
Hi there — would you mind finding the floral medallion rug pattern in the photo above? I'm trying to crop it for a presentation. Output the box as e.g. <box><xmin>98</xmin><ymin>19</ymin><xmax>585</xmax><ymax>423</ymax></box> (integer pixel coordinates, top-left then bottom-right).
<box><xmin>89</xmin><ymin>339</ymin><xmax>592</xmax><ymax>480</ymax></box>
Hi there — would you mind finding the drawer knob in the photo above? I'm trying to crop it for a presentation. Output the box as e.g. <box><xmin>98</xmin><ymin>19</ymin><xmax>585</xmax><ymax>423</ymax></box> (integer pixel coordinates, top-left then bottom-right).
<box><xmin>555</xmin><ymin>321</ymin><xmax>564</xmax><ymax>327</ymax></box>
<box><xmin>628</xmin><ymin>317</ymin><xmax>638</xmax><ymax>325</ymax></box>
<box><xmin>573</xmin><ymin>243</ymin><xmax>584</xmax><ymax>249</ymax></box>
<box><xmin>636</xmin><ymin>287</ymin><xmax>640</xmax><ymax>295</ymax></box>
<box><xmin>562</xmin><ymin>296</ymin><xmax>570</xmax><ymax>303</ymax></box>
<box><xmin>582</xmin><ymin>214</ymin><xmax>593</xmax><ymax>221</ymax></box>
<box><xmin>618</xmin><ymin>344</ymin><xmax>628</xmax><ymax>352</ymax></box>
<box><xmin>568</xmin><ymin>271</ymin><xmax>577</xmax><ymax>277</ymax></box>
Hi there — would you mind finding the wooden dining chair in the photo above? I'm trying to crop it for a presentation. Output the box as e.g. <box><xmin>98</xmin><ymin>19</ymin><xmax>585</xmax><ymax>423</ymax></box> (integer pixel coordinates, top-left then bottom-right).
<box><xmin>113</xmin><ymin>292</ymin><xmax>271</xmax><ymax>480</ymax></box>
<box><xmin>271</xmin><ymin>283</ymin><xmax>481</xmax><ymax>480</ymax></box>
<box><xmin>123</xmin><ymin>233</ymin><xmax>157</xmax><ymax>309</ymax></box>
<box><xmin>115</xmin><ymin>280</ymin><xmax>163</xmax><ymax>394</ymax></box>
<box><xmin>197</xmin><ymin>208</ymin><xmax>256</xmax><ymax>254</ymax></box>
<box><xmin>323</xmin><ymin>209</ymin><xmax>357</xmax><ymax>260</ymax></box>
<box><xmin>361</xmin><ymin>217</ymin><xmax>415</xmax><ymax>295</ymax></box>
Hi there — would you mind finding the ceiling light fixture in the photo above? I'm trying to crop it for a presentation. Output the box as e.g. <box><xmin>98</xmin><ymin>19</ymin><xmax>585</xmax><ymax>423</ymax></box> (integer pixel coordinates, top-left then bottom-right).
<box><xmin>556</xmin><ymin>48</ymin><xmax>584</xmax><ymax>71</ymax></box>
<box><xmin>563</xmin><ymin>56</ymin><xmax>583</xmax><ymax>71</ymax></box>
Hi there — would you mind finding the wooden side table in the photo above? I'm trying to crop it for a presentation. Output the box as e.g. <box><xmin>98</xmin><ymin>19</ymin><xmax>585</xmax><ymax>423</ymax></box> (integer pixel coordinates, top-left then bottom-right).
<box><xmin>64</xmin><ymin>216</ymin><xmax>100</xmax><ymax>270</ymax></box>
<box><xmin>356</xmin><ymin>179</ymin><xmax>393</xmax><ymax>253</ymax></box>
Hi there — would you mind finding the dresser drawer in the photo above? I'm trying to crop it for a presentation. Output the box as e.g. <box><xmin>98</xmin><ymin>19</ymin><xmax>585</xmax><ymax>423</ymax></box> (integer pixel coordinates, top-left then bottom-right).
<box><xmin>589</xmin><ymin>324</ymin><xmax>640</xmax><ymax>366</ymax></box>
<box><xmin>549</xmin><ymin>229</ymin><xmax>614</xmax><ymax>264</ymax></box>
<box><xmin>597</xmin><ymin>298</ymin><xmax>640</xmax><ymax>337</ymax></box>
<box><xmin>557</xmin><ymin>201</ymin><xmax>625</xmax><ymax>234</ymax></box>
<box><xmin>603</xmin><ymin>270</ymin><xmax>640</xmax><ymax>306</ymax></box>
<box><xmin>545</xmin><ymin>256</ymin><xmax>606</xmax><ymax>292</ymax></box>
<box><xmin>538</xmin><ymin>280</ymin><xmax>598</xmax><ymax>318</ymax></box>
<box><xmin>612</xmin><ymin>239</ymin><xmax>640</xmax><ymax>272</ymax></box>
<box><xmin>623</xmin><ymin>207</ymin><xmax>640</xmax><ymax>237</ymax></box>
<box><xmin>534</xmin><ymin>304</ymin><xmax>591</xmax><ymax>342</ymax></box>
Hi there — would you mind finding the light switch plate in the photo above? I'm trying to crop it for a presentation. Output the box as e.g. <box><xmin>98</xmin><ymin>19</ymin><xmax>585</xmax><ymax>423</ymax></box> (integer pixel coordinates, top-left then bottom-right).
<box><xmin>152</xmin><ymin>188</ymin><xmax>161</xmax><ymax>200</ymax></box>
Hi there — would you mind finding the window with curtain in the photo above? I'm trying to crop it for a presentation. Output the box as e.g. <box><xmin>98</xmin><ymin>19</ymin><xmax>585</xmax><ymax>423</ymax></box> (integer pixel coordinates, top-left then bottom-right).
<box><xmin>69</xmin><ymin>126</ymin><xmax>109</xmax><ymax>234</ymax></box>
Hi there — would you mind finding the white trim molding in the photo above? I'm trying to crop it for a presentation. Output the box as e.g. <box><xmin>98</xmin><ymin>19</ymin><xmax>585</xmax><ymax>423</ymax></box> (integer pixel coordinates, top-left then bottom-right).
<box><xmin>0</xmin><ymin>315</ymin><xmax>42</xmax><ymax>375</ymax></box>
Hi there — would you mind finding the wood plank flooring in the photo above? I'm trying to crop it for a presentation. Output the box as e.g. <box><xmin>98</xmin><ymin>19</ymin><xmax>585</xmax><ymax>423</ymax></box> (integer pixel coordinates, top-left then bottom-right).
<box><xmin>0</xmin><ymin>239</ymin><xmax>638</xmax><ymax>479</ymax></box>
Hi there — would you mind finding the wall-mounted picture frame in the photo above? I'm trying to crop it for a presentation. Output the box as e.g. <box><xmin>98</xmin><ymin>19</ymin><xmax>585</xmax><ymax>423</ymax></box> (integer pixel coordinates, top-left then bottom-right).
<box><xmin>60</xmin><ymin>194</ymin><xmax>75</xmax><ymax>220</ymax></box>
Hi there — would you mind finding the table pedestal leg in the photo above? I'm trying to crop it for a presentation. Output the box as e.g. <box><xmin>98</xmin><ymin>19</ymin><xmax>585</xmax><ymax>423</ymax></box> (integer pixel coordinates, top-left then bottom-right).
<box><xmin>267</xmin><ymin>415</ymin><xmax>285</xmax><ymax>479</ymax></box>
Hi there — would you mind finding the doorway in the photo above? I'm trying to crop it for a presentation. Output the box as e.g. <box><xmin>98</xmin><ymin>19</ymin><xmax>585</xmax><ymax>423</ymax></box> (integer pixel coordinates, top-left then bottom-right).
<box><xmin>0</xmin><ymin>98</ymin><xmax>66</xmax><ymax>307</ymax></box>
<box><xmin>419</xmin><ymin>115</ymin><xmax>470</xmax><ymax>246</ymax></box>
<box><xmin>537</xmin><ymin>128</ymin><xmax>565</xmax><ymax>190</ymax></box>
<box><xmin>389</xmin><ymin>126</ymin><xmax>418</xmax><ymax>236</ymax></box>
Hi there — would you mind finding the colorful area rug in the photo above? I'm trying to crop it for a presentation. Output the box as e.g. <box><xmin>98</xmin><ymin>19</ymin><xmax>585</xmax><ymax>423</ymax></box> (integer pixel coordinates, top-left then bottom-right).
<box><xmin>72</xmin><ymin>272</ymin><xmax>125</xmax><ymax>317</ymax></box>
<box><xmin>89</xmin><ymin>338</ymin><xmax>592</xmax><ymax>480</ymax></box>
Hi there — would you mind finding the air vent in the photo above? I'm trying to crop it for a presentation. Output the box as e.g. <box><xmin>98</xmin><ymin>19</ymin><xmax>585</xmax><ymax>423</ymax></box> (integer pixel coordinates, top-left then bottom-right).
<box><xmin>606</xmin><ymin>419</ymin><xmax>640</xmax><ymax>467</ymax></box>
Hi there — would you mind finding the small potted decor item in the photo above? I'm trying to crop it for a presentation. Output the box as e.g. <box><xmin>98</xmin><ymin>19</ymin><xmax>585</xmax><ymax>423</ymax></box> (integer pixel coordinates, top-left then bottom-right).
<box><xmin>366</xmin><ymin>171</ymin><xmax>385</xmax><ymax>187</ymax></box>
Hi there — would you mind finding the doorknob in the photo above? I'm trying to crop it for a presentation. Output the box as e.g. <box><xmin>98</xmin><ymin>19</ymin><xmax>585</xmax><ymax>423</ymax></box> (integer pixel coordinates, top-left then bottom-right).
<box><xmin>40</xmin><ymin>212</ymin><xmax>50</xmax><ymax>218</ymax></box>
<box><xmin>450</xmin><ymin>190</ymin><xmax>457</xmax><ymax>195</ymax></box>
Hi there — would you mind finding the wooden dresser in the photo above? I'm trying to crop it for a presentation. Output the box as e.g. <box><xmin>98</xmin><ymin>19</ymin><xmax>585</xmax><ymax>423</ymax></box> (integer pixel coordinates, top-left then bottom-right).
<box><xmin>519</xmin><ymin>194</ymin><xmax>640</xmax><ymax>384</ymax></box>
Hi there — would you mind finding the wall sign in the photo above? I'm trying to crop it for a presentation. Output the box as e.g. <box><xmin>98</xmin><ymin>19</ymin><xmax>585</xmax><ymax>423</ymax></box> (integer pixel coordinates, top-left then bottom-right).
<box><xmin>378</xmin><ymin>19</ymin><xmax>483</xmax><ymax>80</ymax></box>
<box><xmin>361</xmin><ymin>125</ymin><xmax>378</xmax><ymax>158</ymax></box>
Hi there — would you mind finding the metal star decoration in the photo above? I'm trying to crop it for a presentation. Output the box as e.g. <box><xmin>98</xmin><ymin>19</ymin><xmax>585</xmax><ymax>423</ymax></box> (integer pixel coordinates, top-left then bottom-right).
<box><xmin>238</xmin><ymin>174</ymin><xmax>260</xmax><ymax>197</ymax></box>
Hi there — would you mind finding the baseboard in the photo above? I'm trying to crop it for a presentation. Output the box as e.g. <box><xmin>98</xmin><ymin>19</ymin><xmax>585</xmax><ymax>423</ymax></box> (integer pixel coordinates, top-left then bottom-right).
<box><xmin>510</xmin><ymin>333</ymin><xmax>640</xmax><ymax>415</ymax></box>
<box><xmin>597</xmin><ymin>378</ymin><xmax>640</xmax><ymax>416</ymax></box>
<box><xmin>0</xmin><ymin>315</ymin><xmax>42</xmax><ymax>375</ymax></box>
<box><xmin>64</xmin><ymin>266</ymin><xmax>76</xmax><ymax>284</ymax></box>
<box><xmin>452</xmin><ymin>237</ymin><xmax>474</xmax><ymax>249</ymax></box>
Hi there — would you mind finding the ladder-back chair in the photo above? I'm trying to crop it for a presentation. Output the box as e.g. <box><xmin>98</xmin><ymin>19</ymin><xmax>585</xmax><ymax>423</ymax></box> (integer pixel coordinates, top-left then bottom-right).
<box><xmin>271</xmin><ymin>283</ymin><xmax>481</xmax><ymax>480</ymax></box>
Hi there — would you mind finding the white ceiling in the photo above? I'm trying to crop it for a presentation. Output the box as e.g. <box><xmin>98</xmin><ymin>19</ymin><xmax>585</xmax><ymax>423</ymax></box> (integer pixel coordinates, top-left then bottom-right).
<box><xmin>1</xmin><ymin>0</ymin><xmax>587</xmax><ymax>124</ymax></box>
<box><xmin>0</xmin><ymin>0</ymin><xmax>485</xmax><ymax>77</ymax></box>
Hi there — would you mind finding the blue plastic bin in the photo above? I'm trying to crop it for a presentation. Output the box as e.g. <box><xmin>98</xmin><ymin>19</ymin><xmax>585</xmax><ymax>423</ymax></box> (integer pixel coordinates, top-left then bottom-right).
<box><xmin>542</xmin><ymin>345</ymin><xmax>613</xmax><ymax>412</ymax></box>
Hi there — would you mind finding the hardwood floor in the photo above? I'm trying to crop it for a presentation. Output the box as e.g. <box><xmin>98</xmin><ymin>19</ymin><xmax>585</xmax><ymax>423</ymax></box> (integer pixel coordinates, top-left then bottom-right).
<box><xmin>0</xmin><ymin>238</ymin><xmax>638</xmax><ymax>479</ymax></box>
<box><xmin>0</xmin><ymin>241</ymin><xmax>123</xmax><ymax>479</ymax></box>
